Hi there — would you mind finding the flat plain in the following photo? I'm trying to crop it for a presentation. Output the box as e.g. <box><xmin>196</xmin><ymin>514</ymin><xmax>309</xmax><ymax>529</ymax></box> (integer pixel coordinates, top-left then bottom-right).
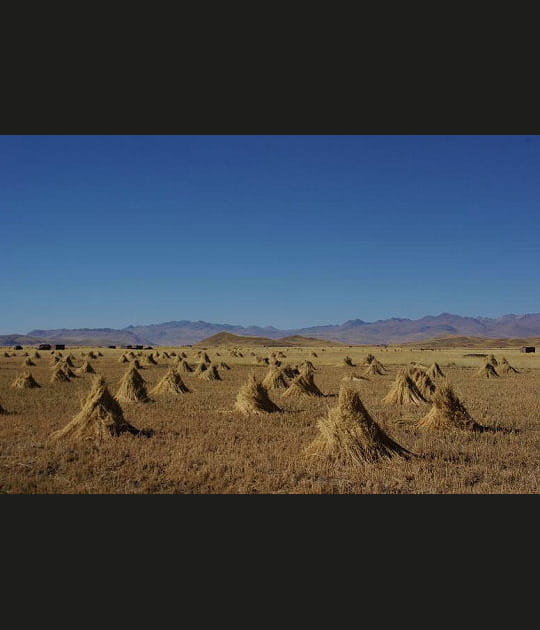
<box><xmin>0</xmin><ymin>344</ymin><xmax>538</xmax><ymax>493</ymax></box>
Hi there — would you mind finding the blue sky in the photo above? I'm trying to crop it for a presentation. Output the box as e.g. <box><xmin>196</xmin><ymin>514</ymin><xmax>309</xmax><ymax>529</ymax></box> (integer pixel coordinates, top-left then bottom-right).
<box><xmin>1</xmin><ymin>135</ymin><xmax>539</xmax><ymax>333</ymax></box>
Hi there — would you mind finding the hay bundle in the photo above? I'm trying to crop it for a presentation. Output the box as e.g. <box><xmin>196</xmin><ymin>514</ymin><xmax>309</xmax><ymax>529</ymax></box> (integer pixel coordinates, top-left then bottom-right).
<box><xmin>271</xmin><ymin>359</ymin><xmax>282</xmax><ymax>367</ymax></box>
<box><xmin>151</xmin><ymin>368</ymin><xmax>191</xmax><ymax>395</ymax></box>
<box><xmin>64</xmin><ymin>355</ymin><xmax>75</xmax><ymax>366</ymax></box>
<box><xmin>219</xmin><ymin>362</ymin><xmax>231</xmax><ymax>370</ymax></box>
<box><xmin>477</xmin><ymin>362</ymin><xmax>499</xmax><ymax>378</ymax></box>
<box><xmin>382</xmin><ymin>369</ymin><xmax>426</xmax><ymax>406</ymax></box>
<box><xmin>178</xmin><ymin>359</ymin><xmax>193</xmax><ymax>373</ymax></box>
<box><xmin>50</xmin><ymin>355</ymin><xmax>61</xmax><ymax>366</ymax></box>
<box><xmin>50</xmin><ymin>376</ymin><xmax>147</xmax><ymax>441</ymax></box>
<box><xmin>417</xmin><ymin>382</ymin><xmax>482</xmax><ymax>431</ymax></box>
<box><xmin>115</xmin><ymin>366</ymin><xmax>150</xmax><ymax>402</ymax></box>
<box><xmin>342</xmin><ymin>356</ymin><xmax>355</xmax><ymax>367</ymax></box>
<box><xmin>234</xmin><ymin>374</ymin><xmax>281</xmax><ymax>415</ymax></box>
<box><xmin>363</xmin><ymin>361</ymin><xmax>385</xmax><ymax>376</ymax></box>
<box><xmin>3</xmin><ymin>351</ymin><xmax>10</xmax><ymax>357</ymax></box>
<box><xmin>194</xmin><ymin>361</ymin><xmax>208</xmax><ymax>375</ymax></box>
<box><xmin>197</xmin><ymin>352</ymin><xmax>211</xmax><ymax>363</ymax></box>
<box><xmin>0</xmin><ymin>398</ymin><xmax>8</xmax><ymax>415</ymax></box>
<box><xmin>180</xmin><ymin>351</ymin><xmax>188</xmax><ymax>358</ymax></box>
<box><xmin>277</xmin><ymin>351</ymin><xmax>286</xmax><ymax>358</ymax></box>
<box><xmin>301</xmin><ymin>360</ymin><xmax>316</xmax><ymax>372</ymax></box>
<box><xmin>22</xmin><ymin>357</ymin><xmax>36</xmax><ymax>366</ymax></box>
<box><xmin>55</xmin><ymin>351</ymin><xmax>63</xmax><ymax>358</ymax></box>
<box><xmin>282</xmin><ymin>364</ymin><xmax>299</xmax><ymax>378</ymax></box>
<box><xmin>58</xmin><ymin>361</ymin><xmax>77</xmax><ymax>378</ymax></box>
<box><xmin>144</xmin><ymin>353</ymin><xmax>158</xmax><ymax>365</ymax></box>
<box><xmin>32</xmin><ymin>351</ymin><xmax>41</xmax><ymax>359</ymax></box>
<box><xmin>11</xmin><ymin>370</ymin><xmax>41</xmax><ymax>389</ymax></box>
<box><xmin>127</xmin><ymin>351</ymin><xmax>136</xmax><ymax>359</ymax></box>
<box><xmin>132</xmin><ymin>359</ymin><xmax>143</xmax><ymax>369</ymax></box>
<box><xmin>97</xmin><ymin>351</ymin><xmax>103</xmax><ymax>357</ymax></box>
<box><xmin>499</xmin><ymin>361</ymin><xmax>519</xmax><ymax>375</ymax></box>
<box><xmin>199</xmin><ymin>365</ymin><xmax>221</xmax><ymax>381</ymax></box>
<box><xmin>119</xmin><ymin>354</ymin><xmax>129</xmax><ymax>363</ymax></box>
<box><xmin>362</xmin><ymin>353</ymin><xmax>375</xmax><ymax>366</ymax></box>
<box><xmin>81</xmin><ymin>352</ymin><xmax>86</xmax><ymax>357</ymax></box>
<box><xmin>311</xmin><ymin>351</ymin><xmax>318</xmax><ymax>358</ymax></box>
<box><xmin>304</xmin><ymin>386</ymin><xmax>410</xmax><ymax>465</ymax></box>
<box><xmin>87</xmin><ymin>351</ymin><xmax>98</xmax><ymax>360</ymax></box>
<box><xmin>256</xmin><ymin>355</ymin><xmax>270</xmax><ymax>365</ymax></box>
<box><xmin>487</xmin><ymin>354</ymin><xmax>498</xmax><ymax>366</ymax></box>
<box><xmin>262</xmin><ymin>366</ymin><xmax>288</xmax><ymax>389</ymax></box>
<box><xmin>426</xmin><ymin>362</ymin><xmax>444</xmax><ymax>378</ymax></box>
<box><xmin>161</xmin><ymin>351</ymin><xmax>170</xmax><ymax>359</ymax></box>
<box><xmin>170</xmin><ymin>352</ymin><xmax>177</xmax><ymax>357</ymax></box>
<box><xmin>77</xmin><ymin>360</ymin><xmax>96</xmax><ymax>375</ymax></box>
<box><xmin>283</xmin><ymin>371</ymin><xmax>324</xmax><ymax>398</ymax></box>
<box><xmin>50</xmin><ymin>365</ymin><xmax>71</xmax><ymax>383</ymax></box>
<box><xmin>408</xmin><ymin>367</ymin><xmax>436</xmax><ymax>398</ymax></box>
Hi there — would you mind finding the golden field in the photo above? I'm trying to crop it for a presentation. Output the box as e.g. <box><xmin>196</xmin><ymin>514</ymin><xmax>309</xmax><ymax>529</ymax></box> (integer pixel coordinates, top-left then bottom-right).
<box><xmin>0</xmin><ymin>344</ymin><xmax>538</xmax><ymax>494</ymax></box>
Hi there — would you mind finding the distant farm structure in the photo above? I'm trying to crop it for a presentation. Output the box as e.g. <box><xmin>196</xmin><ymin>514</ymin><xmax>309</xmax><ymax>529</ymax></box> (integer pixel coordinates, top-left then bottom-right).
<box><xmin>520</xmin><ymin>346</ymin><xmax>535</xmax><ymax>353</ymax></box>
<box><xmin>38</xmin><ymin>343</ymin><xmax>52</xmax><ymax>350</ymax></box>
<box><xmin>54</xmin><ymin>344</ymin><xmax>65</xmax><ymax>350</ymax></box>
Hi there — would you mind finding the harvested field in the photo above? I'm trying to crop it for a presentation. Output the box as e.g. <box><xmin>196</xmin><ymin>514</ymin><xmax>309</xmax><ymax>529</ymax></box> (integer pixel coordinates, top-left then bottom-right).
<box><xmin>0</xmin><ymin>344</ymin><xmax>538</xmax><ymax>493</ymax></box>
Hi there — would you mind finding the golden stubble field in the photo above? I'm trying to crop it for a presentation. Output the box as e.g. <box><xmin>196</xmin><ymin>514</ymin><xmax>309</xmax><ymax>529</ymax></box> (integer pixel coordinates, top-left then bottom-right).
<box><xmin>0</xmin><ymin>345</ymin><xmax>538</xmax><ymax>494</ymax></box>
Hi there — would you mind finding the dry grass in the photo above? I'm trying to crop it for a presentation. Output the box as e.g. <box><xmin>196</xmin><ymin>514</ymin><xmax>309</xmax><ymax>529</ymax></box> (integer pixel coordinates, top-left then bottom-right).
<box><xmin>0</xmin><ymin>344</ymin><xmax>538</xmax><ymax>493</ymax></box>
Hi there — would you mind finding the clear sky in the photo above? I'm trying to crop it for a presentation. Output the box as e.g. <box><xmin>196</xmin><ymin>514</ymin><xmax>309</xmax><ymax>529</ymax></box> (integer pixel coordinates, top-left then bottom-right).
<box><xmin>1</xmin><ymin>135</ymin><xmax>539</xmax><ymax>334</ymax></box>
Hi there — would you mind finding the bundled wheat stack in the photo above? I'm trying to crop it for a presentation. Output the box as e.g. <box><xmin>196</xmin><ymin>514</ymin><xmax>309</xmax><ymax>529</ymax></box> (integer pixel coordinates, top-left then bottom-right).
<box><xmin>50</xmin><ymin>376</ymin><xmax>148</xmax><ymax>441</ymax></box>
<box><xmin>151</xmin><ymin>368</ymin><xmax>191</xmax><ymax>395</ymax></box>
<box><xmin>408</xmin><ymin>366</ymin><xmax>436</xmax><ymax>398</ymax></box>
<box><xmin>50</xmin><ymin>355</ymin><xmax>61</xmax><ymax>366</ymax></box>
<box><xmin>81</xmin><ymin>352</ymin><xmax>86</xmax><ymax>357</ymax></box>
<box><xmin>219</xmin><ymin>362</ymin><xmax>231</xmax><ymax>370</ymax></box>
<box><xmin>283</xmin><ymin>364</ymin><xmax>299</xmax><ymax>378</ymax></box>
<box><xmin>427</xmin><ymin>362</ymin><xmax>444</xmax><ymax>378</ymax></box>
<box><xmin>32</xmin><ymin>351</ymin><xmax>41</xmax><ymax>359</ymax></box>
<box><xmin>196</xmin><ymin>352</ymin><xmax>211</xmax><ymax>363</ymax></box>
<box><xmin>477</xmin><ymin>362</ymin><xmax>499</xmax><ymax>378</ymax></box>
<box><xmin>382</xmin><ymin>369</ymin><xmax>426</xmax><ymax>405</ymax></box>
<box><xmin>161</xmin><ymin>351</ymin><xmax>170</xmax><ymax>359</ymax></box>
<box><xmin>127</xmin><ymin>351</ymin><xmax>136</xmax><ymax>359</ymax></box>
<box><xmin>363</xmin><ymin>361</ymin><xmax>385</xmax><ymax>376</ymax></box>
<box><xmin>144</xmin><ymin>353</ymin><xmax>158</xmax><ymax>365</ymax></box>
<box><xmin>178</xmin><ymin>359</ymin><xmax>193</xmax><ymax>373</ymax></box>
<box><xmin>132</xmin><ymin>359</ymin><xmax>143</xmax><ymax>369</ymax></box>
<box><xmin>77</xmin><ymin>360</ymin><xmax>96</xmax><ymax>375</ymax></box>
<box><xmin>487</xmin><ymin>354</ymin><xmax>498</xmax><ymax>366</ymax></box>
<box><xmin>417</xmin><ymin>382</ymin><xmax>482</xmax><ymax>431</ymax></box>
<box><xmin>0</xmin><ymin>398</ymin><xmax>8</xmax><ymax>415</ymax></box>
<box><xmin>234</xmin><ymin>374</ymin><xmax>281</xmax><ymax>415</ymax></box>
<box><xmin>283</xmin><ymin>371</ymin><xmax>324</xmax><ymax>398</ymax></box>
<box><xmin>155</xmin><ymin>351</ymin><xmax>161</xmax><ymax>357</ymax></box>
<box><xmin>58</xmin><ymin>362</ymin><xmax>77</xmax><ymax>378</ymax></box>
<box><xmin>180</xmin><ymin>351</ymin><xmax>188</xmax><ymax>358</ymax></box>
<box><xmin>199</xmin><ymin>365</ymin><xmax>221</xmax><ymax>381</ymax></box>
<box><xmin>119</xmin><ymin>354</ymin><xmax>129</xmax><ymax>363</ymax></box>
<box><xmin>277</xmin><ymin>351</ymin><xmax>286</xmax><ymax>358</ymax></box>
<box><xmin>11</xmin><ymin>370</ymin><xmax>41</xmax><ymax>389</ymax></box>
<box><xmin>271</xmin><ymin>359</ymin><xmax>282</xmax><ymax>367</ymax></box>
<box><xmin>3</xmin><ymin>351</ymin><xmax>10</xmax><ymax>358</ymax></box>
<box><xmin>194</xmin><ymin>361</ymin><xmax>208</xmax><ymax>375</ymax></box>
<box><xmin>301</xmin><ymin>360</ymin><xmax>316</xmax><ymax>372</ymax></box>
<box><xmin>304</xmin><ymin>386</ymin><xmax>410</xmax><ymax>465</ymax></box>
<box><xmin>115</xmin><ymin>366</ymin><xmax>150</xmax><ymax>402</ymax></box>
<box><xmin>64</xmin><ymin>355</ymin><xmax>75</xmax><ymax>366</ymax></box>
<box><xmin>97</xmin><ymin>351</ymin><xmax>103</xmax><ymax>357</ymax></box>
<box><xmin>311</xmin><ymin>351</ymin><xmax>318</xmax><ymax>358</ymax></box>
<box><xmin>362</xmin><ymin>353</ymin><xmax>375</xmax><ymax>366</ymax></box>
<box><xmin>87</xmin><ymin>351</ymin><xmax>98</xmax><ymax>360</ymax></box>
<box><xmin>256</xmin><ymin>355</ymin><xmax>270</xmax><ymax>365</ymax></box>
<box><xmin>50</xmin><ymin>364</ymin><xmax>71</xmax><ymax>383</ymax></box>
<box><xmin>499</xmin><ymin>361</ymin><xmax>519</xmax><ymax>375</ymax></box>
<box><xmin>22</xmin><ymin>357</ymin><xmax>36</xmax><ymax>366</ymax></box>
<box><xmin>262</xmin><ymin>366</ymin><xmax>288</xmax><ymax>389</ymax></box>
<box><xmin>342</xmin><ymin>356</ymin><xmax>355</xmax><ymax>367</ymax></box>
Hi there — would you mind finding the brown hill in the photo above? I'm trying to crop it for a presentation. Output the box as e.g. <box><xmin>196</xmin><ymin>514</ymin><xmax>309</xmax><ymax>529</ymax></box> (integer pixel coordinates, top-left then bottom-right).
<box><xmin>195</xmin><ymin>332</ymin><xmax>291</xmax><ymax>347</ymax></box>
<box><xmin>277</xmin><ymin>335</ymin><xmax>343</xmax><ymax>347</ymax></box>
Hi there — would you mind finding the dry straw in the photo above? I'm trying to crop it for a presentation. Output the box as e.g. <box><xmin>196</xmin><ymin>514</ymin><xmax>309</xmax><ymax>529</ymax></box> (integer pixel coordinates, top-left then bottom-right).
<box><xmin>408</xmin><ymin>367</ymin><xmax>436</xmax><ymax>399</ymax></box>
<box><xmin>194</xmin><ymin>361</ymin><xmax>208</xmax><ymax>375</ymax></box>
<box><xmin>11</xmin><ymin>370</ymin><xmax>41</xmax><ymax>389</ymax></box>
<box><xmin>151</xmin><ymin>368</ymin><xmax>191</xmax><ymax>395</ymax></box>
<box><xmin>487</xmin><ymin>354</ymin><xmax>498</xmax><ymax>366</ymax></box>
<box><xmin>50</xmin><ymin>365</ymin><xmax>71</xmax><ymax>383</ymax></box>
<box><xmin>342</xmin><ymin>356</ymin><xmax>355</xmax><ymax>367</ymax></box>
<box><xmin>144</xmin><ymin>353</ymin><xmax>158</xmax><ymax>365</ymax></box>
<box><xmin>499</xmin><ymin>361</ymin><xmax>519</xmax><ymax>375</ymax></box>
<box><xmin>234</xmin><ymin>374</ymin><xmax>282</xmax><ymax>415</ymax></box>
<box><xmin>477</xmin><ymin>362</ymin><xmax>499</xmax><ymax>378</ymax></box>
<box><xmin>426</xmin><ymin>362</ymin><xmax>444</xmax><ymax>378</ymax></box>
<box><xmin>382</xmin><ymin>369</ymin><xmax>426</xmax><ymax>406</ymax></box>
<box><xmin>363</xmin><ymin>361</ymin><xmax>385</xmax><ymax>376</ymax></box>
<box><xmin>262</xmin><ymin>366</ymin><xmax>288</xmax><ymax>389</ymax></box>
<box><xmin>304</xmin><ymin>385</ymin><xmax>411</xmax><ymax>465</ymax></box>
<box><xmin>22</xmin><ymin>357</ymin><xmax>36</xmax><ymax>366</ymax></box>
<box><xmin>115</xmin><ymin>366</ymin><xmax>150</xmax><ymax>402</ymax></box>
<box><xmin>199</xmin><ymin>365</ymin><xmax>221</xmax><ymax>381</ymax></box>
<box><xmin>417</xmin><ymin>382</ymin><xmax>483</xmax><ymax>431</ymax></box>
<box><xmin>219</xmin><ymin>362</ymin><xmax>231</xmax><ymax>370</ymax></box>
<box><xmin>77</xmin><ymin>360</ymin><xmax>96</xmax><ymax>375</ymax></box>
<box><xmin>283</xmin><ymin>371</ymin><xmax>324</xmax><ymax>398</ymax></box>
<box><xmin>178</xmin><ymin>359</ymin><xmax>193</xmax><ymax>373</ymax></box>
<box><xmin>50</xmin><ymin>376</ymin><xmax>150</xmax><ymax>441</ymax></box>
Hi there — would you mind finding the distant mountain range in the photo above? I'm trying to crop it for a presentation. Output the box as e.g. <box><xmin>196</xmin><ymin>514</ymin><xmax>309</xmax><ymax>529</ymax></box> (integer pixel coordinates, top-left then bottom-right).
<box><xmin>1</xmin><ymin>312</ymin><xmax>540</xmax><ymax>346</ymax></box>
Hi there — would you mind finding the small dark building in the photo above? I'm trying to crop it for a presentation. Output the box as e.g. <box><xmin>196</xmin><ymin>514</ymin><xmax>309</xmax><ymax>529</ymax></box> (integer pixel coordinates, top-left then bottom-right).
<box><xmin>144</xmin><ymin>346</ymin><xmax>153</xmax><ymax>350</ymax></box>
<box><xmin>125</xmin><ymin>345</ymin><xmax>133</xmax><ymax>349</ymax></box>
<box><xmin>520</xmin><ymin>346</ymin><xmax>535</xmax><ymax>353</ymax></box>
<box><xmin>13</xmin><ymin>345</ymin><xmax>23</xmax><ymax>350</ymax></box>
<box><xmin>136</xmin><ymin>345</ymin><xmax>144</xmax><ymax>350</ymax></box>
<box><xmin>55</xmin><ymin>344</ymin><xmax>65</xmax><ymax>350</ymax></box>
<box><xmin>38</xmin><ymin>343</ymin><xmax>52</xmax><ymax>350</ymax></box>
<box><xmin>108</xmin><ymin>345</ymin><xmax>117</xmax><ymax>349</ymax></box>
